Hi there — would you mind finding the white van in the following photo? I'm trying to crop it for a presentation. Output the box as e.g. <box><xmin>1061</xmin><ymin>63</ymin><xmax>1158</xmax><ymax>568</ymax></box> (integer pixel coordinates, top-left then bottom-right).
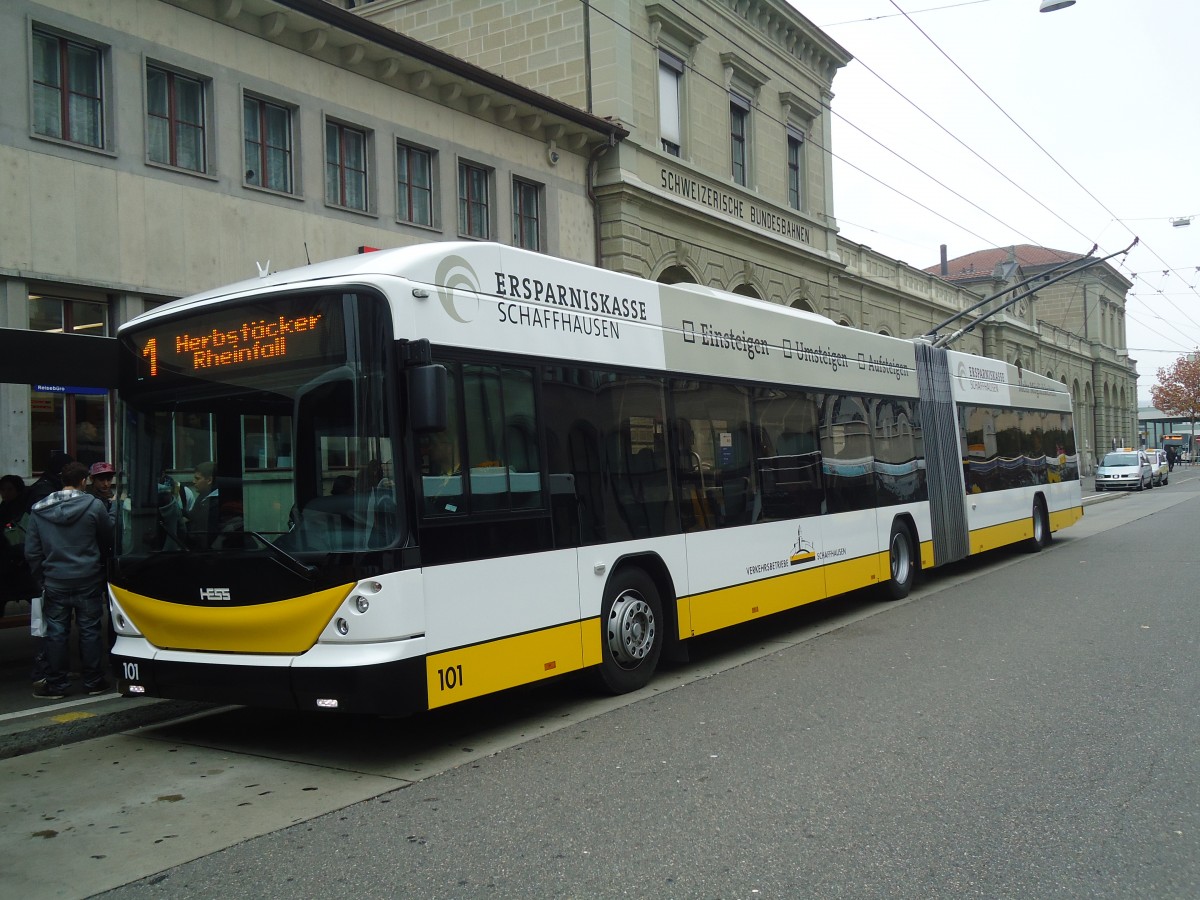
<box><xmin>1094</xmin><ymin>449</ymin><xmax>1152</xmax><ymax>492</ymax></box>
<box><xmin>1145</xmin><ymin>448</ymin><xmax>1169</xmax><ymax>486</ymax></box>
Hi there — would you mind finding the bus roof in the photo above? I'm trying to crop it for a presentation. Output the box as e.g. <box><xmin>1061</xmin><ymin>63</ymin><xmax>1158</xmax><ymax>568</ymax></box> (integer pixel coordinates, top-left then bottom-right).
<box><xmin>121</xmin><ymin>242</ymin><xmax>1072</xmax><ymax>411</ymax></box>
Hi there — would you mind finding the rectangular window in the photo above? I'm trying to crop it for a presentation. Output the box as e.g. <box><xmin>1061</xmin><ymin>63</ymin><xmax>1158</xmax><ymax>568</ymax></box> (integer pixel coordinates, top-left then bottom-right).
<box><xmin>787</xmin><ymin>127</ymin><xmax>805</xmax><ymax>211</ymax></box>
<box><xmin>27</xmin><ymin>296</ymin><xmax>111</xmax><ymax>472</ymax></box>
<box><xmin>753</xmin><ymin>387</ymin><xmax>823</xmax><ymax>521</ymax></box>
<box><xmin>672</xmin><ymin>380</ymin><xmax>756</xmax><ymax>530</ymax></box>
<box><xmin>872</xmin><ymin>397</ymin><xmax>926</xmax><ymax>506</ymax></box>
<box><xmin>730</xmin><ymin>94</ymin><xmax>750</xmax><ymax>186</ymax></box>
<box><xmin>819</xmin><ymin>394</ymin><xmax>875</xmax><ymax>514</ymax></box>
<box><xmin>542</xmin><ymin>367</ymin><xmax>674</xmax><ymax>545</ymax></box>
<box><xmin>512</xmin><ymin>178</ymin><xmax>542</xmax><ymax>251</ymax></box>
<box><xmin>325</xmin><ymin>121</ymin><xmax>368</xmax><ymax>211</ymax></box>
<box><xmin>32</xmin><ymin>29</ymin><xmax>103</xmax><ymax>148</ymax></box>
<box><xmin>397</xmin><ymin>142</ymin><xmax>433</xmax><ymax>226</ymax></box>
<box><xmin>658</xmin><ymin>50</ymin><xmax>683</xmax><ymax>157</ymax></box>
<box><xmin>244</xmin><ymin>96</ymin><xmax>294</xmax><ymax>193</ymax></box>
<box><xmin>458</xmin><ymin>161</ymin><xmax>490</xmax><ymax>239</ymax></box>
<box><xmin>421</xmin><ymin>362</ymin><xmax>541</xmax><ymax>516</ymax></box>
<box><xmin>147</xmin><ymin>65</ymin><xmax>206</xmax><ymax>172</ymax></box>
<box><xmin>29</xmin><ymin>296</ymin><xmax>108</xmax><ymax>336</ymax></box>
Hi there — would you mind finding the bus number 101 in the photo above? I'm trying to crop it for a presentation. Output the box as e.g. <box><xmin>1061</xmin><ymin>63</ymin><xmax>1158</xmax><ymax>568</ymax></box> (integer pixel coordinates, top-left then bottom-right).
<box><xmin>437</xmin><ymin>664</ymin><xmax>463</xmax><ymax>692</ymax></box>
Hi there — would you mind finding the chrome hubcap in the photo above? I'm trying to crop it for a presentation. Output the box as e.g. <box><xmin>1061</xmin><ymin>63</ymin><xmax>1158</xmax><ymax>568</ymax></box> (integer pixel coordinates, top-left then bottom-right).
<box><xmin>891</xmin><ymin>533</ymin><xmax>911</xmax><ymax>584</ymax></box>
<box><xmin>606</xmin><ymin>590</ymin><xmax>656</xmax><ymax>668</ymax></box>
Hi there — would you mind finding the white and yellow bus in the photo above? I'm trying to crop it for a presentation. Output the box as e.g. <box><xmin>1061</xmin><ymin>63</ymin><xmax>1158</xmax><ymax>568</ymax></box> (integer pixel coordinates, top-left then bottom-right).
<box><xmin>110</xmin><ymin>243</ymin><xmax>1083</xmax><ymax>714</ymax></box>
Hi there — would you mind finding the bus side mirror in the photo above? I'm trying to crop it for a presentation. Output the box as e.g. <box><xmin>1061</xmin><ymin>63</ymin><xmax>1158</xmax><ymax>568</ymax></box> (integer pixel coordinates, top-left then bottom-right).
<box><xmin>409</xmin><ymin>364</ymin><xmax>447</xmax><ymax>434</ymax></box>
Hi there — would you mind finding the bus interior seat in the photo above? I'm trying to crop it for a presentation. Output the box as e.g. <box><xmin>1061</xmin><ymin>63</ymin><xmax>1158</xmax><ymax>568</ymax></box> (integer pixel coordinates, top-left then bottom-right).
<box><xmin>298</xmin><ymin>495</ymin><xmax>360</xmax><ymax>551</ymax></box>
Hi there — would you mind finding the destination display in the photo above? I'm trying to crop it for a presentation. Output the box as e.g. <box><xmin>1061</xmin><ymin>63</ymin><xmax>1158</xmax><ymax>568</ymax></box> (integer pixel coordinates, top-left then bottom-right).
<box><xmin>128</xmin><ymin>295</ymin><xmax>344</xmax><ymax>383</ymax></box>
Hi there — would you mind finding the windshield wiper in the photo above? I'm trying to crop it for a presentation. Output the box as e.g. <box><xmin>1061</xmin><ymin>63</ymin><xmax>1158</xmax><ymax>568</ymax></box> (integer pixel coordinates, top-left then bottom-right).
<box><xmin>247</xmin><ymin>530</ymin><xmax>316</xmax><ymax>579</ymax></box>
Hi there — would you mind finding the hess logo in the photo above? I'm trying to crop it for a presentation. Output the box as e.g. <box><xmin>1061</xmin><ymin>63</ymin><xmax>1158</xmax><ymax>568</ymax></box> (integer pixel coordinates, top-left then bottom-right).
<box><xmin>199</xmin><ymin>587</ymin><xmax>231</xmax><ymax>602</ymax></box>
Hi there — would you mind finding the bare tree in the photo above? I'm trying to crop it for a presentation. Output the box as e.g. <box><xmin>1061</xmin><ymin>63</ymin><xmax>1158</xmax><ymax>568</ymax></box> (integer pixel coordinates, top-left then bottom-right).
<box><xmin>1150</xmin><ymin>354</ymin><xmax>1200</xmax><ymax>457</ymax></box>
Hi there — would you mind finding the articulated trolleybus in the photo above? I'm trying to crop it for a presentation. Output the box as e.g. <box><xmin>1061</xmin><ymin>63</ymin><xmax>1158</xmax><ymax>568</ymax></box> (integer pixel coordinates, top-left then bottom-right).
<box><xmin>111</xmin><ymin>243</ymin><xmax>1082</xmax><ymax>714</ymax></box>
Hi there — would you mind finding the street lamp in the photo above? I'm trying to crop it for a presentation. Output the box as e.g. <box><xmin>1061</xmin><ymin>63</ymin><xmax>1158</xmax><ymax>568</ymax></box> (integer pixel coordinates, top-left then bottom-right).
<box><xmin>1040</xmin><ymin>0</ymin><xmax>1076</xmax><ymax>11</ymax></box>
<box><xmin>1171</xmin><ymin>216</ymin><xmax>1193</xmax><ymax>228</ymax></box>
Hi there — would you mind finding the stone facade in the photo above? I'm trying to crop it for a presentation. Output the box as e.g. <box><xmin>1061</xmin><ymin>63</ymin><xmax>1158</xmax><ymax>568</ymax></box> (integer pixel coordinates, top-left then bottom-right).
<box><xmin>356</xmin><ymin>0</ymin><xmax>1130</xmax><ymax>473</ymax></box>
<box><xmin>0</xmin><ymin>0</ymin><xmax>621</xmax><ymax>476</ymax></box>
<box><xmin>362</xmin><ymin>0</ymin><xmax>843</xmax><ymax>293</ymax></box>
<box><xmin>1</xmin><ymin>0</ymin><xmax>1132</xmax><ymax>477</ymax></box>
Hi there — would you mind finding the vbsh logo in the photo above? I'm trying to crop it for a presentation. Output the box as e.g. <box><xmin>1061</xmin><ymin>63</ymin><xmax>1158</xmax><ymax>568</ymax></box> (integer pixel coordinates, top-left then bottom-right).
<box><xmin>434</xmin><ymin>254</ymin><xmax>483</xmax><ymax>323</ymax></box>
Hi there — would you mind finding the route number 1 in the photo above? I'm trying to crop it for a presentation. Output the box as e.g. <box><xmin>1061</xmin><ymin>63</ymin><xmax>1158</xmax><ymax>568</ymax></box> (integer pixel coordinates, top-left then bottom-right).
<box><xmin>142</xmin><ymin>338</ymin><xmax>158</xmax><ymax>376</ymax></box>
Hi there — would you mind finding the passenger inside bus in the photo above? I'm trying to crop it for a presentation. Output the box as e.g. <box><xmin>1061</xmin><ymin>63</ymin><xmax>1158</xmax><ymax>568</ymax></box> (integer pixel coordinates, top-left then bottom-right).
<box><xmin>186</xmin><ymin>461</ymin><xmax>220</xmax><ymax>547</ymax></box>
<box><xmin>674</xmin><ymin>417</ymin><xmax>711</xmax><ymax>531</ymax></box>
<box><xmin>420</xmin><ymin>431</ymin><xmax>463</xmax><ymax>515</ymax></box>
<box><xmin>422</xmin><ymin>432</ymin><xmax>460</xmax><ymax>476</ymax></box>
<box><xmin>361</xmin><ymin>459</ymin><xmax>397</xmax><ymax>547</ymax></box>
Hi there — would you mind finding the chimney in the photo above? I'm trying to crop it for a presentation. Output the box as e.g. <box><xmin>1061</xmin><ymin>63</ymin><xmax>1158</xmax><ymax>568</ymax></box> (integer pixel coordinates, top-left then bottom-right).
<box><xmin>940</xmin><ymin>244</ymin><xmax>948</xmax><ymax>276</ymax></box>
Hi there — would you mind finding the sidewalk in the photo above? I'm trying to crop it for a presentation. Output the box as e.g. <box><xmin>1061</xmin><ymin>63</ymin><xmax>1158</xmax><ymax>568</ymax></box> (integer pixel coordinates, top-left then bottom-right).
<box><xmin>0</xmin><ymin>612</ymin><xmax>206</xmax><ymax>760</ymax></box>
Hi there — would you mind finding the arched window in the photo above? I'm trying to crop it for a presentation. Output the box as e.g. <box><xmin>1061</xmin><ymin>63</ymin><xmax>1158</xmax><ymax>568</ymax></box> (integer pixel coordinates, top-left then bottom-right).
<box><xmin>658</xmin><ymin>265</ymin><xmax>696</xmax><ymax>285</ymax></box>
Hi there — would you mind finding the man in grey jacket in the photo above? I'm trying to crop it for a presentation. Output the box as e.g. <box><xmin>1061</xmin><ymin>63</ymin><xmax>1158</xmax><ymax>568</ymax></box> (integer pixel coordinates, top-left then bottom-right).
<box><xmin>25</xmin><ymin>461</ymin><xmax>113</xmax><ymax>699</ymax></box>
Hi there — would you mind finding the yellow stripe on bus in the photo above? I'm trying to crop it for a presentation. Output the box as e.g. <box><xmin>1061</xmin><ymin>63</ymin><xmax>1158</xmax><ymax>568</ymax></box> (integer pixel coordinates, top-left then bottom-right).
<box><xmin>1050</xmin><ymin>505</ymin><xmax>1083</xmax><ymax>530</ymax></box>
<box><xmin>111</xmin><ymin>583</ymin><xmax>354</xmax><ymax>654</ymax></box>
<box><xmin>426</xmin><ymin>621</ymin><xmax>587</xmax><ymax>709</ymax></box>
<box><xmin>685</xmin><ymin>563</ymin><xmax>827</xmax><ymax>637</ymax></box>
<box><xmin>823</xmin><ymin>551</ymin><xmax>886</xmax><ymax>597</ymax></box>
<box><xmin>968</xmin><ymin>503</ymin><xmax>1083</xmax><ymax>555</ymax></box>
<box><xmin>971</xmin><ymin>518</ymin><xmax>1030</xmax><ymax>553</ymax></box>
<box><xmin>423</xmin><ymin>504</ymin><xmax>1087</xmax><ymax>710</ymax></box>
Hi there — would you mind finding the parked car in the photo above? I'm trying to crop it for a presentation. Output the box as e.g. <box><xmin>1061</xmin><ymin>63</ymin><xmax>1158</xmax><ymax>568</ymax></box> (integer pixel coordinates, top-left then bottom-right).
<box><xmin>1145</xmin><ymin>448</ymin><xmax>1169</xmax><ymax>486</ymax></box>
<box><xmin>1094</xmin><ymin>449</ymin><xmax>1152</xmax><ymax>492</ymax></box>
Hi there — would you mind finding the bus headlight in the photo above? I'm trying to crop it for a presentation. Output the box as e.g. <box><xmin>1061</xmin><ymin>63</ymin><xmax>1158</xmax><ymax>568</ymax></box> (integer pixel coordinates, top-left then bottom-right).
<box><xmin>336</xmin><ymin>617</ymin><xmax>349</xmax><ymax>635</ymax></box>
<box><xmin>354</xmin><ymin>595</ymin><xmax>370</xmax><ymax>614</ymax></box>
<box><xmin>108</xmin><ymin>596</ymin><xmax>142</xmax><ymax>636</ymax></box>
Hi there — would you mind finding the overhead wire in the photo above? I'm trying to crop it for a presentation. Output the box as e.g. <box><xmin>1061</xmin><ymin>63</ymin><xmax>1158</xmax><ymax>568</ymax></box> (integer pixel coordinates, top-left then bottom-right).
<box><xmin>590</xmin><ymin>0</ymin><xmax>1198</xmax><ymax>346</ymax></box>
<box><xmin>885</xmin><ymin>0</ymin><xmax>1200</xmax><ymax>327</ymax></box>
<box><xmin>822</xmin><ymin>0</ymin><xmax>999</xmax><ymax>28</ymax></box>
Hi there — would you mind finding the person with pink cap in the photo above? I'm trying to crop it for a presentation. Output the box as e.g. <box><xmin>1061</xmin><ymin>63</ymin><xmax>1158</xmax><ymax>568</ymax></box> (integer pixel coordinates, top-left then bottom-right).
<box><xmin>86</xmin><ymin>461</ymin><xmax>118</xmax><ymax>654</ymax></box>
<box><xmin>86</xmin><ymin>461</ymin><xmax>116</xmax><ymax>512</ymax></box>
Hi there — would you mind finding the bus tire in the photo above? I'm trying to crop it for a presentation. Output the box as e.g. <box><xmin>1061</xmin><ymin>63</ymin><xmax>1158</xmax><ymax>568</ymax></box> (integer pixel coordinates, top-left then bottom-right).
<box><xmin>884</xmin><ymin>520</ymin><xmax>917</xmax><ymax>601</ymax></box>
<box><xmin>1027</xmin><ymin>498</ymin><xmax>1052</xmax><ymax>552</ymax></box>
<box><xmin>592</xmin><ymin>567</ymin><xmax>663</xmax><ymax>694</ymax></box>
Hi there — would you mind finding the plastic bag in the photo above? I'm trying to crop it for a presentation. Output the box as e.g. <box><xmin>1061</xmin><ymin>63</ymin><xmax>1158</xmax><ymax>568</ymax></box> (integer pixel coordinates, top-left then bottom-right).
<box><xmin>30</xmin><ymin>594</ymin><xmax>46</xmax><ymax>638</ymax></box>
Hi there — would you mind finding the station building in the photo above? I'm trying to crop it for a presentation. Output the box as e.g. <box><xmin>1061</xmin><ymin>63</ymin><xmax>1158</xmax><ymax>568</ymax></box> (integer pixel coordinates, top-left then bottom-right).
<box><xmin>0</xmin><ymin>0</ymin><xmax>622</xmax><ymax>477</ymax></box>
<box><xmin>352</xmin><ymin>0</ymin><xmax>1137</xmax><ymax>473</ymax></box>
<box><xmin>1</xmin><ymin>0</ymin><xmax>1136</xmax><ymax>481</ymax></box>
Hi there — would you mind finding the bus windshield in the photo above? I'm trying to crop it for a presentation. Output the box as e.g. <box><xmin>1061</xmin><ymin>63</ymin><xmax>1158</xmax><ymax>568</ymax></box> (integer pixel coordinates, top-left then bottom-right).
<box><xmin>116</xmin><ymin>290</ymin><xmax>399</xmax><ymax>556</ymax></box>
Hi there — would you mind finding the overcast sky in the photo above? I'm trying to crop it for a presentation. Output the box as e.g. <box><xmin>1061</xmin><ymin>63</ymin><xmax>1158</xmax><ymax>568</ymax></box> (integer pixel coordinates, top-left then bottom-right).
<box><xmin>793</xmin><ymin>0</ymin><xmax>1200</xmax><ymax>404</ymax></box>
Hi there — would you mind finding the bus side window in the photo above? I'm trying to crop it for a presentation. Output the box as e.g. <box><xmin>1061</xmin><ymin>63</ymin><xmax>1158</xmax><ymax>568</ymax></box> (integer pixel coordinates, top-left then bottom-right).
<box><xmin>420</xmin><ymin>364</ymin><xmax>464</xmax><ymax>517</ymax></box>
<box><xmin>672</xmin><ymin>380</ymin><xmax>755</xmax><ymax>529</ymax></box>
<box><xmin>460</xmin><ymin>363</ymin><xmax>542</xmax><ymax>512</ymax></box>
<box><xmin>820</xmin><ymin>394</ymin><xmax>875</xmax><ymax>514</ymax></box>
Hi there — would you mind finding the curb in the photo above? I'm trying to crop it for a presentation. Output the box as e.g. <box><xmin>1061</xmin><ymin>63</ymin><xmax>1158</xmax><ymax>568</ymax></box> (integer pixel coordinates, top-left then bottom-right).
<box><xmin>0</xmin><ymin>698</ymin><xmax>212</xmax><ymax>761</ymax></box>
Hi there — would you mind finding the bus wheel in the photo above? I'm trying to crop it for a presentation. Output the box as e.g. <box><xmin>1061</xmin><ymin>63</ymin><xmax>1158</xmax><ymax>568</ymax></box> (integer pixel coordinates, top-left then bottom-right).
<box><xmin>884</xmin><ymin>520</ymin><xmax>916</xmax><ymax>601</ymax></box>
<box><xmin>593</xmin><ymin>568</ymin><xmax>663</xmax><ymax>694</ymax></box>
<box><xmin>1027</xmin><ymin>499</ymin><xmax>1052</xmax><ymax>552</ymax></box>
